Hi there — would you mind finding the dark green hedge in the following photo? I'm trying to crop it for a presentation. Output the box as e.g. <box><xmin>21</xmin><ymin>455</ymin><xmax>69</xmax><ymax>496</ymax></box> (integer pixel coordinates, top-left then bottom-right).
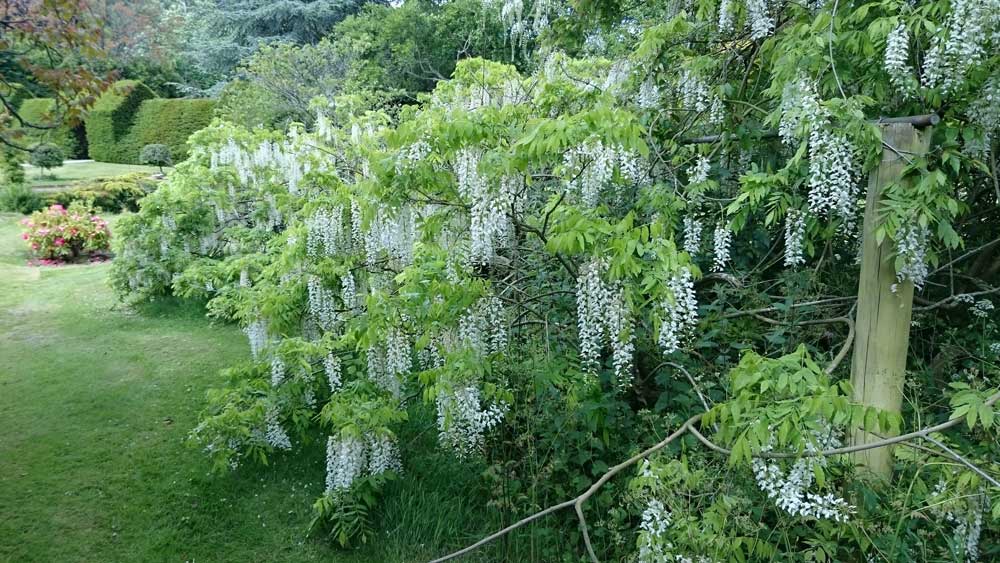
<box><xmin>15</xmin><ymin>98</ymin><xmax>87</xmax><ymax>158</ymax></box>
<box><xmin>119</xmin><ymin>99</ymin><xmax>216</xmax><ymax>163</ymax></box>
<box><xmin>84</xmin><ymin>80</ymin><xmax>156</xmax><ymax>163</ymax></box>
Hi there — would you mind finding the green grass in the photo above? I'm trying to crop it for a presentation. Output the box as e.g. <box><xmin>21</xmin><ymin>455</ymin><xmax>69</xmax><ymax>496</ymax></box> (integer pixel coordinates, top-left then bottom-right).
<box><xmin>0</xmin><ymin>213</ymin><xmax>501</xmax><ymax>562</ymax></box>
<box><xmin>25</xmin><ymin>161</ymin><xmax>165</xmax><ymax>189</ymax></box>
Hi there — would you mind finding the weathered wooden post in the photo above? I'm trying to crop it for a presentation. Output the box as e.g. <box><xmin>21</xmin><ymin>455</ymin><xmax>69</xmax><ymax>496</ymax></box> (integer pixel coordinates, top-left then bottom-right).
<box><xmin>850</xmin><ymin>120</ymin><xmax>933</xmax><ymax>477</ymax></box>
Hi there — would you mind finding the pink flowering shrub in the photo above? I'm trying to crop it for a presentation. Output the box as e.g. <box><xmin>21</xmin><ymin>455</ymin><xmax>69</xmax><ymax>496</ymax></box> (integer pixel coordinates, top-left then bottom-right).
<box><xmin>21</xmin><ymin>203</ymin><xmax>111</xmax><ymax>260</ymax></box>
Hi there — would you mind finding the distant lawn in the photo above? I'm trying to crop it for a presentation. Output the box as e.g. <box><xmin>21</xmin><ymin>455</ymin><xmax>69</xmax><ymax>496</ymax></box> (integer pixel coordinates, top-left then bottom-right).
<box><xmin>25</xmin><ymin>160</ymin><xmax>165</xmax><ymax>189</ymax></box>
<box><xmin>0</xmin><ymin>213</ymin><xmax>506</xmax><ymax>563</ymax></box>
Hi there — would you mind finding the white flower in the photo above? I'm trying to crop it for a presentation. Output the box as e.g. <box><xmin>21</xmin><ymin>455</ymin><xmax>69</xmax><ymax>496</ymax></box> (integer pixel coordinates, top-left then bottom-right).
<box><xmin>682</xmin><ymin>217</ymin><xmax>703</xmax><ymax>256</ymax></box>
<box><xmin>436</xmin><ymin>385</ymin><xmax>507</xmax><ymax>457</ymax></box>
<box><xmin>264</xmin><ymin>406</ymin><xmax>292</xmax><ymax>450</ymax></box>
<box><xmin>325</xmin><ymin>435</ymin><xmax>366</xmax><ymax>492</ymax></box>
<box><xmin>784</xmin><ymin>209</ymin><xmax>807</xmax><ymax>267</ymax></box>
<box><xmin>884</xmin><ymin>23</ymin><xmax>912</xmax><ymax>90</ymax></box>
<box><xmin>718</xmin><ymin>0</ymin><xmax>734</xmax><ymax>34</ymax></box>
<box><xmin>746</xmin><ymin>0</ymin><xmax>774</xmax><ymax>40</ymax></box>
<box><xmin>324</xmin><ymin>353</ymin><xmax>342</xmax><ymax>392</ymax></box>
<box><xmin>688</xmin><ymin>156</ymin><xmax>710</xmax><ymax>185</ymax></box>
<box><xmin>971</xmin><ymin>299</ymin><xmax>994</xmax><ymax>318</ymax></box>
<box><xmin>243</xmin><ymin>319</ymin><xmax>268</xmax><ymax>359</ymax></box>
<box><xmin>895</xmin><ymin>223</ymin><xmax>929</xmax><ymax>290</ymax></box>
<box><xmin>637</xmin><ymin>78</ymin><xmax>661</xmax><ymax>109</ymax></box>
<box><xmin>659</xmin><ymin>267</ymin><xmax>698</xmax><ymax>355</ymax></box>
<box><xmin>712</xmin><ymin>225</ymin><xmax>732</xmax><ymax>271</ymax></box>
<box><xmin>307</xmin><ymin>275</ymin><xmax>339</xmax><ymax>332</ymax></box>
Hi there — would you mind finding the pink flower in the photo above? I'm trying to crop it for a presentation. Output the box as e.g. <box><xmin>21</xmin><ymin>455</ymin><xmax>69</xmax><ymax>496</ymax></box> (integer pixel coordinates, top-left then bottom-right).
<box><xmin>21</xmin><ymin>233</ymin><xmax>29</xmax><ymax>240</ymax></box>
<box><xmin>54</xmin><ymin>238</ymin><xmax>65</xmax><ymax>247</ymax></box>
<box><xmin>31</xmin><ymin>243</ymin><xmax>39</xmax><ymax>250</ymax></box>
<box><xmin>20</xmin><ymin>218</ymin><xmax>30</xmax><ymax>225</ymax></box>
<box><xmin>37</xmin><ymin>228</ymin><xmax>50</xmax><ymax>236</ymax></box>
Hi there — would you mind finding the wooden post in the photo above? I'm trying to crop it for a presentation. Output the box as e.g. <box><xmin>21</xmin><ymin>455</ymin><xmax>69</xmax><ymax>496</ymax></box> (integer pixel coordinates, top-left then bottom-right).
<box><xmin>850</xmin><ymin>123</ymin><xmax>931</xmax><ymax>478</ymax></box>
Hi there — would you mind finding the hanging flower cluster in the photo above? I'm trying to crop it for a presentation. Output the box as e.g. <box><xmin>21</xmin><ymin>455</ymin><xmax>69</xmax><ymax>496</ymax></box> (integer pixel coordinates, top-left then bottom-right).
<box><xmin>637</xmin><ymin>78</ymin><xmax>661</xmax><ymax>109</ymax></box>
<box><xmin>884</xmin><ymin>23</ymin><xmax>913</xmax><ymax>91</ymax></box>
<box><xmin>306</xmin><ymin>207</ymin><xmax>346</xmax><ymax>258</ymax></box>
<box><xmin>784</xmin><ymin>209</ymin><xmax>807</xmax><ymax>267</ymax></box>
<box><xmin>263</xmin><ymin>406</ymin><xmax>292</xmax><ymax>450</ymax></box>
<box><xmin>712</xmin><ymin>225</ymin><xmax>732</xmax><ymax>271</ymax></box>
<box><xmin>576</xmin><ymin>258</ymin><xmax>636</xmax><ymax>384</ymax></box>
<box><xmin>307</xmin><ymin>275</ymin><xmax>339</xmax><ymax>331</ymax></box>
<box><xmin>324</xmin><ymin>353</ymin><xmax>342</xmax><ymax>392</ymax></box>
<box><xmin>746</xmin><ymin>0</ymin><xmax>775</xmax><ymax>40</ymax></box>
<box><xmin>751</xmin><ymin>426</ymin><xmax>853</xmax><ymax>522</ymax></box>
<box><xmin>682</xmin><ymin>217</ymin><xmax>703</xmax><ymax>256</ymax></box>
<box><xmin>325</xmin><ymin>432</ymin><xmax>402</xmax><ymax>492</ymax></box>
<box><xmin>243</xmin><ymin>319</ymin><xmax>268</xmax><ymax>359</ymax></box>
<box><xmin>436</xmin><ymin>385</ymin><xmax>507</xmax><ymax>458</ymax></box>
<box><xmin>658</xmin><ymin>267</ymin><xmax>699</xmax><ymax>355</ymax></box>
<box><xmin>680</xmin><ymin>69</ymin><xmax>710</xmax><ymax>113</ymax></box>
<box><xmin>688</xmin><ymin>156</ymin><xmax>711</xmax><ymax>185</ymax></box>
<box><xmin>563</xmin><ymin>139</ymin><xmax>639</xmax><ymax>207</ymax></box>
<box><xmin>922</xmin><ymin>0</ymin><xmax>992</xmax><ymax>94</ymax></box>
<box><xmin>928</xmin><ymin>480</ymin><xmax>988</xmax><ymax>561</ymax></box>
<box><xmin>894</xmin><ymin>223</ymin><xmax>929</xmax><ymax>290</ymax></box>
<box><xmin>455</xmin><ymin>148</ymin><xmax>514</xmax><ymax>265</ymax></box>
<box><xmin>458</xmin><ymin>295</ymin><xmax>508</xmax><ymax>356</ymax></box>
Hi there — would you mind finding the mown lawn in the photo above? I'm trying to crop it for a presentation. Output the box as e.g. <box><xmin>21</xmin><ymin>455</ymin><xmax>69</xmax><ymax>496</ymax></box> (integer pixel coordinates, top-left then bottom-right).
<box><xmin>0</xmin><ymin>213</ymin><xmax>497</xmax><ymax>563</ymax></box>
<box><xmin>25</xmin><ymin>161</ymin><xmax>165</xmax><ymax>189</ymax></box>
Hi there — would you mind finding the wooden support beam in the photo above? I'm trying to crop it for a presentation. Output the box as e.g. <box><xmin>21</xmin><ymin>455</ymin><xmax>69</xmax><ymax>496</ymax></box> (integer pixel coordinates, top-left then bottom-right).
<box><xmin>850</xmin><ymin>122</ymin><xmax>932</xmax><ymax>478</ymax></box>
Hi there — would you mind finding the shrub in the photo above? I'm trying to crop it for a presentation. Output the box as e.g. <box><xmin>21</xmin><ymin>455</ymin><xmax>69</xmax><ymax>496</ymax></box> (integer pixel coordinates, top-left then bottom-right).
<box><xmin>119</xmin><ymin>98</ymin><xmax>216</xmax><ymax>163</ymax></box>
<box><xmin>43</xmin><ymin>173</ymin><xmax>157</xmax><ymax>213</ymax></box>
<box><xmin>84</xmin><ymin>80</ymin><xmax>156</xmax><ymax>163</ymax></box>
<box><xmin>21</xmin><ymin>202</ymin><xmax>110</xmax><ymax>260</ymax></box>
<box><xmin>139</xmin><ymin>143</ymin><xmax>172</xmax><ymax>173</ymax></box>
<box><xmin>0</xmin><ymin>184</ymin><xmax>43</xmax><ymax>214</ymax></box>
<box><xmin>29</xmin><ymin>143</ymin><xmax>65</xmax><ymax>176</ymax></box>
<box><xmin>0</xmin><ymin>148</ymin><xmax>26</xmax><ymax>187</ymax></box>
<box><xmin>15</xmin><ymin>98</ymin><xmax>87</xmax><ymax>158</ymax></box>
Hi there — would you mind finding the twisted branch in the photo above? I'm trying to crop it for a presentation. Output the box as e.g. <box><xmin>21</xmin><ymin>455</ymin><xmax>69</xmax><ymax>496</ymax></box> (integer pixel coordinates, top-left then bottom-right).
<box><xmin>430</xmin><ymin>391</ymin><xmax>999</xmax><ymax>563</ymax></box>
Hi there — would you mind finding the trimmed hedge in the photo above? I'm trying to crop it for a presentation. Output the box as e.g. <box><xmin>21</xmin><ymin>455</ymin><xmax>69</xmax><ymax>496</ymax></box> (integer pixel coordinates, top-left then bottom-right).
<box><xmin>85</xmin><ymin>80</ymin><xmax>156</xmax><ymax>163</ymax></box>
<box><xmin>15</xmin><ymin>98</ymin><xmax>87</xmax><ymax>158</ymax></box>
<box><xmin>119</xmin><ymin>99</ymin><xmax>216</xmax><ymax>163</ymax></box>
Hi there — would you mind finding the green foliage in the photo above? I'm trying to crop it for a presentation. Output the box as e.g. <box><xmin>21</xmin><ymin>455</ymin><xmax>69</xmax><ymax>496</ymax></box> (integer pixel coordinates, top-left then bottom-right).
<box><xmin>139</xmin><ymin>143</ymin><xmax>173</xmax><ymax>173</ymax></box>
<box><xmin>84</xmin><ymin>80</ymin><xmax>157</xmax><ymax>162</ymax></box>
<box><xmin>29</xmin><ymin>143</ymin><xmax>65</xmax><ymax>174</ymax></box>
<box><xmin>14</xmin><ymin>98</ymin><xmax>87</xmax><ymax>158</ymax></box>
<box><xmin>0</xmin><ymin>184</ymin><xmax>43</xmax><ymax>214</ymax></box>
<box><xmin>43</xmin><ymin>173</ymin><xmax>157</xmax><ymax>213</ymax></box>
<box><xmin>21</xmin><ymin>202</ymin><xmax>111</xmax><ymax>260</ymax></box>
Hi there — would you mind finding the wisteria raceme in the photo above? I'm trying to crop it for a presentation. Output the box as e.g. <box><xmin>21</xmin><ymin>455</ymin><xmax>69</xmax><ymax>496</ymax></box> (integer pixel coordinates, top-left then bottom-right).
<box><xmin>306</xmin><ymin>207</ymin><xmax>345</xmax><ymax>258</ymax></box>
<box><xmin>270</xmin><ymin>355</ymin><xmax>286</xmax><ymax>387</ymax></box>
<box><xmin>244</xmin><ymin>319</ymin><xmax>268</xmax><ymax>359</ymax></box>
<box><xmin>752</xmin><ymin>426</ymin><xmax>853</xmax><ymax>522</ymax></box>
<box><xmin>746</xmin><ymin>0</ymin><xmax>775</xmax><ymax>40</ymax></box>
<box><xmin>659</xmin><ymin>267</ymin><xmax>698</xmax><ymax>355</ymax></box>
<box><xmin>778</xmin><ymin>77</ymin><xmax>825</xmax><ymax>146</ymax></box>
<box><xmin>717</xmin><ymin>0</ymin><xmax>734</xmax><ymax>34</ymax></box>
<box><xmin>894</xmin><ymin>223</ymin><xmax>929</xmax><ymax>290</ymax></box>
<box><xmin>364</xmin><ymin>205</ymin><xmax>415</xmax><ymax>267</ymax></box>
<box><xmin>307</xmin><ymin>275</ymin><xmax>339</xmax><ymax>331</ymax></box>
<box><xmin>367</xmin><ymin>433</ymin><xmax>403</xmax><ymax>475</ymax></box>
<box><xmin>340</xmin><ymin>271</ymin><xmax>357</xmax><ymax>312</ymax></box>
<box><xmin>682</xmin><ymin>217</ymin><xmax>703</xmax><ymax>256</ymax></box>
<box><xmin>458</xmin><ymin>295</ymin><xmax>508</xmax><ymax>356</ymax></box>
<box><xmin>603</xmin><ymin>60</ymin><xmax>633</xmax><ymax>93</ymax></box>
<box><xmin>455</xmin><ymin>148</ymin><xmax>513</xmax><ymax>265</ymax></box>
<box><xmin>712</xmin><ymin>225</ymin><xmax>732</xmax><ymax>271</ymax></box>
<box><xmin>385</xmin><ymin>328</ymin><xmax>411</xmax><ymax>378</ymax></box>
<box><xmin>922</xmin><ymin>0</ymin><xmax>992</xmax><ymax>94</ymax></box>
<box><xmin>806</xmin><ymin>129</ymin><xmax>859</xmax><ymax>220</ymax></box>
<box><xmin>564</xmin><ymin>140</ymin><xmax>618</xmax><ymax>207</ymax></box>
<box><xmin>575</xmin><ymin>258</ymin><xmax>634</xmax><ymax>373</ymax></box>
<box><xmin>325</xmin><ymin>435</ymin><xmax>366</xmax><ymax>492</ymax></box>
<box><xmin>324</xmin><ymin>353</ymin><xmax>342</xmax><ymax>392</ymax></box>
<box><xmin>636</xmin><ymin>498</ymin><xmax>673</xmax><ymax>563</ymax></box>
<box><xmin>688</xmin><ymin>156</ymin><xmax>710</xmax><ymax>185</ymax></box>
<box><xmin>884</xmin><ymin>23</ymin><xmax>912</xmax><ymax>90</ymax></box>
<box><xmin>679</xmin><ymin>69</ymin><xmax>709</xmax><ymax>113</ymax></box>
<box><xmin>436</xmin><ymin>384</ymin><xmax>507</xmax><ymax>458</ymax></box>
<box><xmin>637</xmin><ymin>78</ymin><xmax>661</xmax><ymax>109</ymax></box>
<box><xmin>395</xmin><ymin>139</ymin><xmax>432</xmax><ymax>172</ymax></box>
<box><xmin>264</xmin><ymin>406</ymin><xmax>292</xmax><ymax>450</ymax></box>
<box><xmin>784</xmin><ymin>209</ymin><xmax>807</xmax><ymax>267</ymax></box>
<box><xmin>927</xmin><ymin>480</ymin><xmax>988</xmax><ymax>560</ymax></box>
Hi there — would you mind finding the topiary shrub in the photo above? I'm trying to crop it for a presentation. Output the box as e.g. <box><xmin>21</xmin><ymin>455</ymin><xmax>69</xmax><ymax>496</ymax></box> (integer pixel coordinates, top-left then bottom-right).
<box><xmin>139</xmin><ymin>143</ymin><xmax>172</xmax><ymax>174</ymax></box>
<box><xmin>84</xmin><ymin>80</ymin><xmax>156</xmax><ymax>163</ymax></box>
<box><xmin>20</xmin><ymin>202</ymin><xmax>111</xmax><ymax>260</ymax></box>
<box><xmin>119</xmin><ymin>99</ymin><xmax>216</xmax><ymax>163</ymax></box>
<box><xmin>29</xmin><ymin>143</ymin><xmax>65</xmax><ymax>177</ymax></box>
<box><xmin>15</xmin><ymin>98</ymin><xmax>87</xmax><ymax>158</ymax></box>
